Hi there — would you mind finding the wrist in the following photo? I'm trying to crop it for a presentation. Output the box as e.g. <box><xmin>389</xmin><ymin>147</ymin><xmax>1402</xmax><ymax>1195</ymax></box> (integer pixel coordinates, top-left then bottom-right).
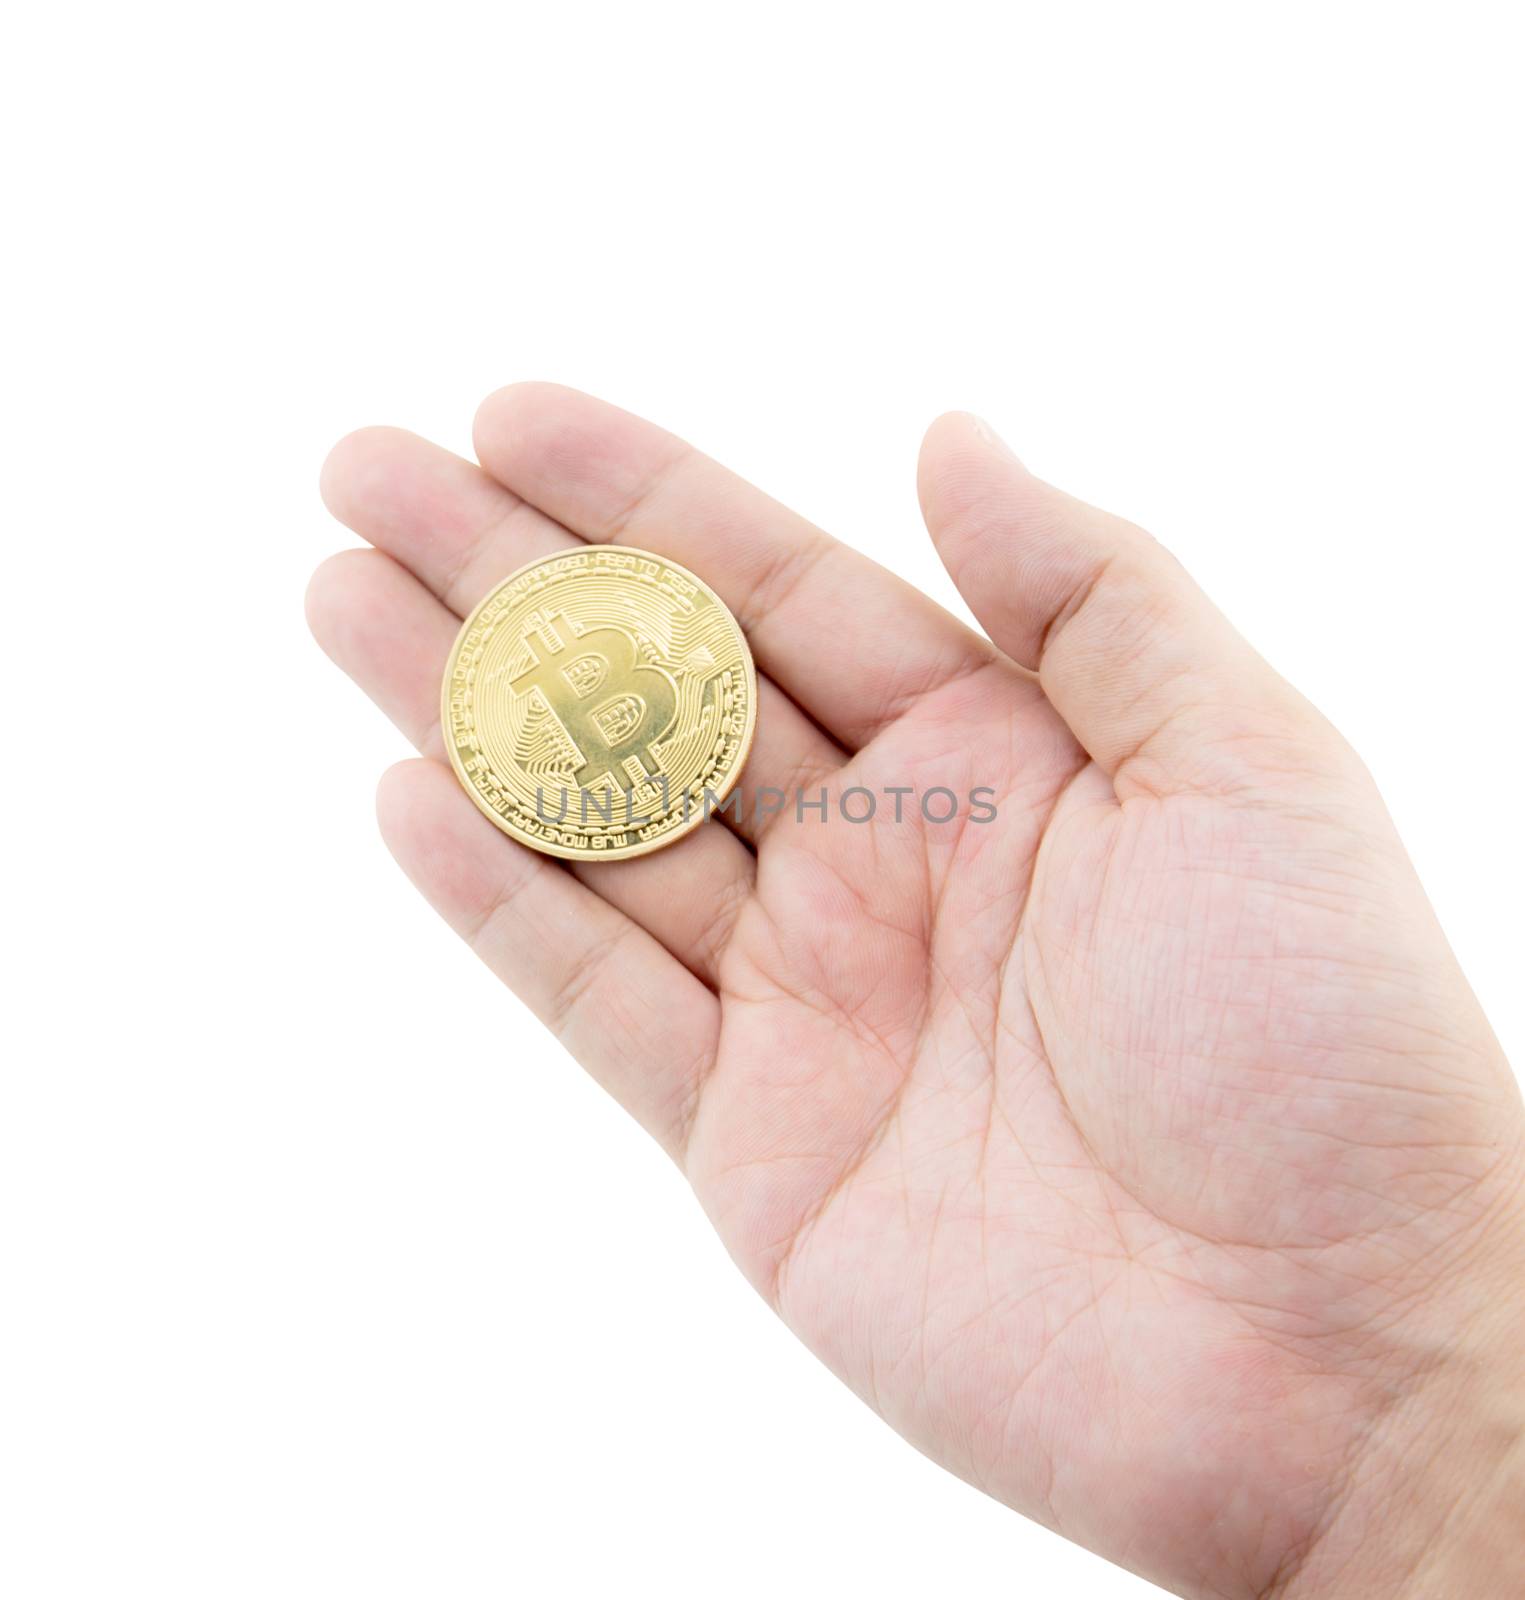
<box><xmin>1396</xmin><ymin>1417</ymin><xmax>1525</xmax><ymax>1597</ymax></box>
<box><xmin>1278</xmin><ymin>1192</ymin><xmax>1525</xmax><ymax>1599</ymax></box>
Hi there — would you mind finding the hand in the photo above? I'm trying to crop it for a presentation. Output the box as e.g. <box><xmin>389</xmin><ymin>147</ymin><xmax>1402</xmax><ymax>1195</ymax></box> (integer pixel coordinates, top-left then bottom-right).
<box><xmin>308</xmin><ymin>385</ymin><xmax>1525</xmax><ymax>1598</ymax></box>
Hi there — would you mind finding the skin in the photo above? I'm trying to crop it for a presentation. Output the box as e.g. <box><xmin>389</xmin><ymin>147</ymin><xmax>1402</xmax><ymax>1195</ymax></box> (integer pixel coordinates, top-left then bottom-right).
<box><xmin>307</xmin><ymin>384</ymin><xmax>1525</xmax><ymax>1598</ymax></box>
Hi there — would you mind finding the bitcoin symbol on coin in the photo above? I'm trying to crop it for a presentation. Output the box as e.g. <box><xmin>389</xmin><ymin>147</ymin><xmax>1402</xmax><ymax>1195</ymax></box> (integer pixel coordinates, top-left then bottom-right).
<box><xmin>510</xmin><ymin>613</ymin><xmax>678</xmax><ymax>793</ymax></box>
<box><xmin>442</xmin><ymin>549</ymin><xmax>757</xmax><ymax>861</ymax></box>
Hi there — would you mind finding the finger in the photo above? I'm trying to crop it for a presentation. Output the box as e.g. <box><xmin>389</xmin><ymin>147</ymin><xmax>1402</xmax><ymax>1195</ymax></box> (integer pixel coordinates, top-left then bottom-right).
<box><xmin>305</xmin><ymin>548</ymin><xmax>453</xmax><ymax>758</ymax></box>
<box><xmin>917</xmin><ymin>412</ymin><xmax>1355</xmax><ymax>801</ymax></box>
<box><xmin>470</xmin><ymin>382</ymin><xmax>1005</xmax><ymax>751</ymax></box>
<box><xmin>318</xmin><ymin>425</ymin><xmax>845</xmax><ymax>840</ymax></box>
<box><xmin>378</xmin><ymin>759</ymin><xmax>719</xmax><ymax>1158</ymax></box>
<box><xmin>306</xmin><ymin>549</ymin><xmax>756</xmax><ymax>986</ymax></box>
<box><xmin>319</xmin><ymin>425</ymin><xmax>572</xmax><ymax>617</ymax></box>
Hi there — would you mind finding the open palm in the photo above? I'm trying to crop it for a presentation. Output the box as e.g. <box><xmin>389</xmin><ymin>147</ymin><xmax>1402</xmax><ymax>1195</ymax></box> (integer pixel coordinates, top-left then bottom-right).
<box><xmin>309</xmin><ymin>385</ymin><xmax>1523</xmax><ymax>1599</ymax></box>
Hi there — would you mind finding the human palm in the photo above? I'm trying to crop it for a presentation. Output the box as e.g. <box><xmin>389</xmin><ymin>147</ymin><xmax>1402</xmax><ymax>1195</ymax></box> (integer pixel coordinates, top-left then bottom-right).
<box><xmin>309</xmin><ymin>386</ymin><xmax>1524</xmax><ymax>1598</ymax></box>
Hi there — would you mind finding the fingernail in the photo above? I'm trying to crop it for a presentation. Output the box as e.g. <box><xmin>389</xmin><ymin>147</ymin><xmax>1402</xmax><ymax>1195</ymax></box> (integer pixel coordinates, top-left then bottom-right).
<box><xmin>969</xmin><ymin>414</ymin><xmax>1021</xmax><ymax>464</ymax></box>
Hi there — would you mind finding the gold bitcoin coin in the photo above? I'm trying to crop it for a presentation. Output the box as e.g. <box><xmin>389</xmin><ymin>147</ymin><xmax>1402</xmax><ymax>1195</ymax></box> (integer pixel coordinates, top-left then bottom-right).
<box><xmin>441</xmin><ymin>547</ymin><xmax>757</xmax><ymax>860</ymax></box>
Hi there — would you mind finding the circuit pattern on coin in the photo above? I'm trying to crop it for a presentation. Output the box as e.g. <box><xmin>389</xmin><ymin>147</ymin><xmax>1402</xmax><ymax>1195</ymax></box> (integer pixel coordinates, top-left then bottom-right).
<box><xmin>442</xmin><ymin>547</ymin><xmax>757</xmax><ymax>860</ymax></box>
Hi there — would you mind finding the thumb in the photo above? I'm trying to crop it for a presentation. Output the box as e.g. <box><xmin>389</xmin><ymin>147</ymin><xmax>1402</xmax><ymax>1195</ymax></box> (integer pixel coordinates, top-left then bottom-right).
<box><xmin>917</xmin><ymin>412</ymin><xmax>1354</xmax><ymax>801</ymax></box>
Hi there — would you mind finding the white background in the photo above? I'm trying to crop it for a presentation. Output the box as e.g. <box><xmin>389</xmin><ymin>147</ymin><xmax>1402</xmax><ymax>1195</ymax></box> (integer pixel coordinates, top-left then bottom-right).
<box><xmin>4</xmin><ymin>4</ymin><xmax>1521</xmax><ymax>1596</ymax></box>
